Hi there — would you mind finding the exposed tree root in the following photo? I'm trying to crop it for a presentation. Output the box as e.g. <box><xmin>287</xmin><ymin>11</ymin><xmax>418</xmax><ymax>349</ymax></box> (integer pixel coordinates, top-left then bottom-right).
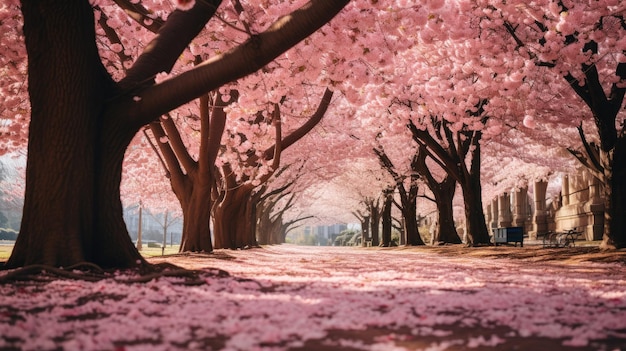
<box><xmin>0</xmin><ymin>261</ymin><xmax>230</xmax><ymax>285</ymax></box>
<box><xmin>0</xmin><ymin>264</ymin><xmax>104</xmax><ymax>283</ymax></box>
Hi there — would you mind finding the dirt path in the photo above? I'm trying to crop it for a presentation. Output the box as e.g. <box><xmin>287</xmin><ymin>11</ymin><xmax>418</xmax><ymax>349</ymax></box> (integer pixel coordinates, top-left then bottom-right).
<box><xmin>1</xmin><ymin>245</ymin><xmax>625</xmax><ymax>350</ymax></box>
<box><xmin>145</xmin><ymin>245</ymin><xmax>626</xmax><ymax>350</ymax></box>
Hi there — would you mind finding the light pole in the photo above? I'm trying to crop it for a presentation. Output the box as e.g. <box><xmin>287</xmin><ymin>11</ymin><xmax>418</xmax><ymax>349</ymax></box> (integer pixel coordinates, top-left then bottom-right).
<box><xmin>137</xmin><ymin>200</ymin><xmax>143</xmax><ymax>251</ymax></box>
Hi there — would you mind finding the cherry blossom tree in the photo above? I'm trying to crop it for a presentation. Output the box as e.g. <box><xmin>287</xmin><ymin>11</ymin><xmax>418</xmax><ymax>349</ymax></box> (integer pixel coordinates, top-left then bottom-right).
<box><xmin>380</xmin><ymin>186</ymin><xmax>394</xmax><ymax>247</ymax></box>
<box><xmin>372</xmin><ymin>145</ymin><xmax>426</xmax><ymax>246</ymax></box>
<box><xmin>103</xmin><ymin>1</ymin><xmax>334</xmax><ymax>252</ymax></box>
<box><xmin>255</xmin><ymin>170</ymin><xmax>315</xmax><ymax>246</ymax></box>
<box><xmin>212</xmin><ymin>88</ymin><xmax>334</xmax><ymax>249</ymax></box>
<box><xmin>373</xmin><ymin>132</ymin><xmax>462</xmax><ymax>245</ymax></box>
<box><xmin>473</xmin><ymin>0</ymin><xmax>626</xmax><ymax>248</ymax></box>
<box><xmin>2</xmin><ymin>0</ymin><xmax>349</xmax><ymax>269</ymax></box>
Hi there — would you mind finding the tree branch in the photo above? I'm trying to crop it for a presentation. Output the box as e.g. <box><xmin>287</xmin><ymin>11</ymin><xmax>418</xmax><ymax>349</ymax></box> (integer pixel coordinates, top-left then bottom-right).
<box><xmin>160</xmin><ymin>113</ymin><xmax>197</xmax><ymax>174</ymax></box>
<box><xmin>112</xmin><ymin>0</ymin><xmax>166</xmax><ymax>33</ymax></box>
<box><xmin>407</xmin><ymin>120</ymin><xmax>459</xmax><ymax>180</ymax></box>
<box><xmin>147</xmin><ymin>121</ymin><xmax>186</xmax><ymax>184</ymax></box>
<box><xmin>263</xmin><ymin>88</ymin><xmax>334</xmax><ymax>159</ymax></box>
<box><xmin>118</xmin><ymin>1</ymin><xmax>349</xmax><ymax>127</ymax></box>
<box><xmin>142</xmin><ymin>127</ymin><xmax>170</xmax><ymax>178</ymax></box>
<box><xmin>118</xmin><ymin>0</ymin><xmax>222</xmax><ymax>90</ymax></box>
<box><xmin>568</xmin><ymin>123</ymin><xmax>604</xmax><ymax>176</ymax></box>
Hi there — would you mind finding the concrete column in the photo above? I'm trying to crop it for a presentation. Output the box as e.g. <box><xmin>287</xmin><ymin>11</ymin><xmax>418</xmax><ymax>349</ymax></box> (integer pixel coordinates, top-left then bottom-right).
<box><xmin>585</xmin><ymin>175</ymin><xmax>604</xmax><ymax>241</ymax></box>
<box><xmin>577</xmin><ymin>173</ymin><xmax>590</xmax><ymax>203</ymax></box>
<box><xmin>532</xmin><ymin>180</ymin><xmax>548</xmax><ymax>239</ymax></box>
<box><xmin>561</xmin><ymin>175</ymin><xmax>570</xmax><ymax>206</ymax></box>
<box><xmin>498</xmin><ymin>192</ymin><xmax>512</xmax><ymax>228</ymax></box>
<box><xmin>512</xmin><ymin>187</ymin><xmax>528</xmax><ymax>228</ymax></box>
<box><xmin>588</xmin><ymin>174</ymin><xmax>601</xmax><ymax>201</ymax></box>
<box><xmin>490</xmin><ymin>197</ymin><xmax>499</xmax><ymax>230</ymax></box>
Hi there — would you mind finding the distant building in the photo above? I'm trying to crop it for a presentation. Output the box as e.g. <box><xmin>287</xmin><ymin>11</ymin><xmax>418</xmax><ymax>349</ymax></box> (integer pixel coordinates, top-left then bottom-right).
<box><xmin>308</xmin><ymin>224</ymin><xmax>348</xmax><ymax>246</ymax></box>
<box><xmin>123</xmin><ymin>207</ymin><xmax>182</xmax><ymax>245</ymax></box>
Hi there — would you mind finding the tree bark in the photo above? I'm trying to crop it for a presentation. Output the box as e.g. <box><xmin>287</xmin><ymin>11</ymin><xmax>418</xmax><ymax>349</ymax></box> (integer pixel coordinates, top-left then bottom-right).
<box><xmin>407</xmin><ymin>119</ymin><xmax>490</xmax><ymax>246</ymax></box>
<box><xmin>601</xmin><ymin>137</ymin><xmax>626</xmax><ymax>249</ymax></box>
<box><xmin>414</xmin><ymin>144</ymin><xmax>461</xmax><ymax>244</ymax></box>
<box><xmin>566</xmin><ymin>61</ymin><xmax>626</xmax><ymax>249</ymax></box>
<box><xmin>381</xmin><ymin>191</ymin><xmax>393</xmax><ymax>247</ymax></box>
<box><xmin>256</xmin><ymin>186</ymin><xmax>295</xmax><ymax>245</ymax></box>
<box><xmin>7</xmin><ymin>1</ymin><xmax>143</xmax><ymax>268</ymax></box>
<box><xmin>401</xmin><ymin>199</ymin><xmax>424</xmax><ymax>246</ymax></box>
<box><xmin>373</xmin><ymin>146</ymin><xmax>424</xmax><ymax>246</ymax></box>
<box><xmin>461</xmin><ymin>139</ymin><xmax>491</xmax><ymax>245</ymax></box>
<box><xmin>8</xmin><ymin>0</ymin><xmax>349</xmax><ymax>268</ymax></box>
<box><xmin>432</xmin><ymin>176</ymin><xmax>461</xmax><ymax>244</ymax></box>
<box><xmin>361</xmin><ymin>216</ymin><xmax>370</xmax><ymax>247</ymax></box>
<box><xmin>147</xmin><ymin>88</ymin><xmax>237</xmax><ymax>253</ymax></box>
<box><xmin>256</xmin><ymin>196</ymin><xmax>272</xmax><ymax>245</ymax></box>
<box><xmin>214</xmin><ymin>90</ymin><xmax>331</xmax><ymax>249</ymax></box>
<box><xmin>369</xmin><ymin>200</ymin><xmax>381</xmax><ymax>247</ymax></box>
<box><xmin>178</xmin><ymin>182</ymin><xmax>214</xmax><ymax>252</ymax></box>
<box><xmin>213</xmin><ymin>182</ymin><xmax>258</xmax><ymax>249</ymax></box>
<box><xmin>506</xmin><ymin>23</ymin><xmax>626</xmax><ymax>248</ymax></box>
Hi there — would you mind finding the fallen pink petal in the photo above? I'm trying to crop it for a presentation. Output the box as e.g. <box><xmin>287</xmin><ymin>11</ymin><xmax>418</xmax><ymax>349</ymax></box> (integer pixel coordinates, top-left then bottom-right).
<box><xmin>1</xmin><ymin>246</ymin><xmax>625</xmax><ymax>350</ymax></box>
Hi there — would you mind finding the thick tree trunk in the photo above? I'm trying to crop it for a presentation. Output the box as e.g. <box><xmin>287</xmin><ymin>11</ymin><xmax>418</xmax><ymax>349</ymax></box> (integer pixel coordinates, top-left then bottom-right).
<box><xmin>8</xmin><ymin>1</ymin><xmax>349</xmax><ymax>269</ymax></box>
<box><xmin>432</xmin><ymin>177</ymin><xmax>461</xmax><ymax>244</ymax></box>
<box><xmin>214</xmin><ymin>186</ymin><xmax>258</xmax><ymax>249</ymax></box>
<box><xmin>7</xmin><ymin>1</ymin><xmax>142</xmax><ymax>268</ymax></box>
<box><xmin>93</xmin><ymin>130</ymin><xmax>146</xmax><ymax>267</ymax></box>
<box><xmin>268</xmin><ymin>219</ymin><xmax>283</xmax><ymax>245</ymax></box>
<box><xmin>460</xmin><ymin>176</ymin><xmax>490</xmax><ymax>245</ymax></box>
<box><xmin>360</xmin><ymin>216</ymin><xmax>370</xmax><ymax>247</ymax></box>
<box><xmin>278</xmin><ymin>224</ymin><xmax>289</xmax><ymax>244</ymax></box>
<box><xmin>256</xmin><ymin>201</ymin><xmax>283</xmax><ymax>245</ymax></box>
<box><xmin>370</xmin><ymin>204</ymin><xmax>381</xmax><ymax>247</ymax></box>
<box><xmin>179</xmin><ymin>182</ymin><xmax>213</xmax><ymax>252</ymax></box>
<box><xmin>403</xmin><ymin>210</ymin><xmax>424</xmax><ymax>246</ymax></box>
<box><xmin>248</xmin><ymin>191</ymin><xmax>262</xmax><ymax>245</ymax></box>
<box><xmin>256</xmin><ymin>204</ymin><xmax>272</xmax><ymax>245</ymax></box>
<box><xmin>601</xmin><ymin>136</ymin><xmax>626</xmax><ymax>249</ymax></box>
<box><xmin>381</xmin><ymin>194</ymin><xmax>393</xmax><ymax>247</ymax></box>
<box><xmin>459</xmin><ymin>134</ymin><xmax>490</xmax><ymax>246</ymax></box>
<box><xmin>402</xmin><ymin>201</ymin><xmax>425</xmax><ymax>246</ymax></box>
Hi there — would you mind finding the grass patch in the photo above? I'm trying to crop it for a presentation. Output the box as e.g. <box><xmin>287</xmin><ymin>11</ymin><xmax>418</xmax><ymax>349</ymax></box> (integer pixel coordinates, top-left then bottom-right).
<box><xmin>0</xmin><ymin>242</ymin><xmax>181</xmax><ymax>261</ymax></box>
<box><xmin>0</xmin><ymin>242</ymin><xmax>13</xmax><ymax>260</ymax></box>
<box><xmin>139</xmin><ymin>245</ymin><xmax>181</xmax><ymax>257</ymax></box>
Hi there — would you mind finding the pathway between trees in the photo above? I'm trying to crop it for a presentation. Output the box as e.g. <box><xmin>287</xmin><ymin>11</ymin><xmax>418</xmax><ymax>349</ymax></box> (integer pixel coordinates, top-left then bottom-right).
<box><xmin>1</xmin><ymin>245</ymin><xmax>625</xmax><ymax>350</ymax></box>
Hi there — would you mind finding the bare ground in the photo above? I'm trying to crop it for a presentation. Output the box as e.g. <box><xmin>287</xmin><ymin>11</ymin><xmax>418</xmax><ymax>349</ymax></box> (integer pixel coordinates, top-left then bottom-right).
<box><xmin>1</xmin><ymin>244</ymin><xmax>625</xmax><ymax>350</ymax></box>
<box><xmin>144</xmin><ymin>245</ymin><xmax>626</xmax><ymax>351</ymax></box>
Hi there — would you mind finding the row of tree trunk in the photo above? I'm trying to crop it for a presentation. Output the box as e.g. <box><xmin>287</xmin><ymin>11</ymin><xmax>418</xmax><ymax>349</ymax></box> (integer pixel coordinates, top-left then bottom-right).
<box><xmin>6</xmin><ymin>0</ymin><xmax>349</xmax><ymax>269</ymax></box>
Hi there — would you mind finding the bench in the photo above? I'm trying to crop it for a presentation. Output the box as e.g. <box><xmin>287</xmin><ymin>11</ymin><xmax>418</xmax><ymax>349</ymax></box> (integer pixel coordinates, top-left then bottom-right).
<box><xmin>493</xmin><ymin>227</ymin><xmax>524</xmax><ymax>247</ymax></box>
<box><xmin>542</xmin><ymin>228</ymin><xmax>584</xmax><ymax>248</ymax></box>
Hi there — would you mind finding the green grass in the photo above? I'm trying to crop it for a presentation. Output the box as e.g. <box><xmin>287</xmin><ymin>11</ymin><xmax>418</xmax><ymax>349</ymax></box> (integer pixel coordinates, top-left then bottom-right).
<box><xmin>139</xmin><ymin>245</ymin><xmax>181</xmax><ymax>257</ymax></box>
<box><xmin>0</xmin><ymin>242</ymin><xmax>13</xmax><ymax>260</ymax></box>
<box><xmin>0</xmin><ymin>242</ymin><xmax>182</xmax><ymax>261</ymax></box>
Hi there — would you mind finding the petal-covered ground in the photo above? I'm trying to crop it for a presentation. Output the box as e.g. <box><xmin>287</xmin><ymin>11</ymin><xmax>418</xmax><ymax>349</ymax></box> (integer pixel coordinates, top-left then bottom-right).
<box><xmin>1</xmin><ymin>245</ymin><xmax>626</xmax><ymax>351</ymax></box>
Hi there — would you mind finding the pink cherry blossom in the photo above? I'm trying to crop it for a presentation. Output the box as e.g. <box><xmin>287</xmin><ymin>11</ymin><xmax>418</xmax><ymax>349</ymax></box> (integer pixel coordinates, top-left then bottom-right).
<box><xmin>1</xmin><ymin>246</ymin><xmax>625</xmax><ymax>350</ymax></box>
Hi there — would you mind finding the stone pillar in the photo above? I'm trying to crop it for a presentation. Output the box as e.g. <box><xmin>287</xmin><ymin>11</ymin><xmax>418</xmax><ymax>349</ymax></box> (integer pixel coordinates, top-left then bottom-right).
<box><xmin>490</xmin><ymin>197</ymin><xmax>499</xmax><ymax>230</ymax></box>
<box><xmin>573</xmin><ymin>173</ymin><xmax>589</xmax><ymax>204</ymax></box>
<box><xmin>561</xmin><ymin>175</ymin><xmax>570</xmax><ymax>206</ymax></box>
<box><xmin>532</xmin><ymin>180</ymin><xmax>548</xmax><ymax>239</ymax></box>
<box><xmin>498</xmin><ymin>192</ymin><xmax>512</xmax><ymax>228</ymax></box>
<box><xmin>585</xmin><ymin>175</ymin><xmax>604</xmax><ymax>241</ymax></box>
<box><xmin>512</xmin><ymin>187</ymin><xmax>528</xmax><ymax>228</ymax></box>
